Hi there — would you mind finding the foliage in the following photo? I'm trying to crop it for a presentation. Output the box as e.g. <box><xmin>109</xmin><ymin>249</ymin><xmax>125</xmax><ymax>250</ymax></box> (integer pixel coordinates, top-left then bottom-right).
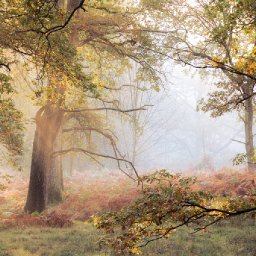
<box><xmin>0</xmin><ymin>99</ymin><xmax>24</xmax><ymax>166</ymax></box>
<box><xmin>0</xmin><ymin>170</ymin><xmax>139</xmax><ymax>225</ymax></box>
<box><xmin>146</xmin><ymin>0</ymin><xmax>256</xmax><ymax>115</ymax></box>
<box><xmin>92</xmin><ymin>170</ymin><xmax>256</xmax><ymax>255</ymax></box>
<box><xmin>0</xmin><ymin>175</ymin><xmax>12</xmax><ymax>192</ymax></box>
<box><xmin>1</xmin><ymin>169</ymin><xmax>255</xmax><ymax>224</ymax></box>
<box><xmin>44</xmin><ymin>211</ymin><xmax>73</xmax><ymax>227</ymax></box>
<box><xmin>0</xmin><ymin>71</ymin><xmax>24</xmax><ymax>166</ymax></box>
<box><xmin>40</xmin><ymin>173</ymin><xmax>139</xmax><ymax>222</ymax></box>
<box><xmin>232</xmin><ymin>150</ymin><xmax>256</xmax><ymax>166</ymax></box>
<box><xmin>197</xmin><ymin>169</ymin><xmax>256</xmax><ymax>197</ymax></box>
<box><xmin>0</xmin><ymin>211</ymin><xmax>72</xmax><ymax>228</ymax></box>
<box><xmin>233</xmin><ymin>152</ymin><xmax>249</xmax><ymax>166</ymax></box>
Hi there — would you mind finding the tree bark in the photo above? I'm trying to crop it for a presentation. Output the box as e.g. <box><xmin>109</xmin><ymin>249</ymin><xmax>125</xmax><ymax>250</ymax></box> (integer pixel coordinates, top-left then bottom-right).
<box><xmin>244</xmin><ymin>96</ymin><xmax>255</xmax><ymax>171</ymax></box>
<box><xmin>46</xmin><ymin>126</ymin><xmax>64</xmax><ymax>205</ymax></box>
<box><xmin>24</xmin><ymin>105</ymin><xmax>64</xmax><ymax>213</ymax></box>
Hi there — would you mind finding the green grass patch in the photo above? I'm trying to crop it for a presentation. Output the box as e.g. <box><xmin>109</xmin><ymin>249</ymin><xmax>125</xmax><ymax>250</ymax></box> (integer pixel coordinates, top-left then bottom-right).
<box><xmin>0</xmin><ymin>218</ymin><xmax>255</xmax><ymax>256</ymax></box>
<box><xmin>0</xmin><ymin>222</ymin><xmax>110</xmax><ymax>256</ymax></box>
<box><xmin>143</xmin><ymin>218</ymin><xmax>256</xmax><ymax>256</ymax></box>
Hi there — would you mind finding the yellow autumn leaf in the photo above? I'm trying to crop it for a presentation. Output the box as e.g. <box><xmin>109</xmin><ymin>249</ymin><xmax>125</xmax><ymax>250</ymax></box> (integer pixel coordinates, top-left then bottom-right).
<box><xmin>130</xmin><ymin>247</ymin><xmax>142</xmax><ymax>255</ymax></box>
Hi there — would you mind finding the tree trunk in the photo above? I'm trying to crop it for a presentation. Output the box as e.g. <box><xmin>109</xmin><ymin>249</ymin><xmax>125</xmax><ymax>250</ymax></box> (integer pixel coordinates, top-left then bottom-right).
<box><xmin>46</xmin><ymin>127</ymin><xmax>64</xmax><ymax>205</ymax></box>
<box><xmin>244</xmin><ymin>96</ymin><xmax>255</xmax><ymax>170</ymax></box>
<box><xmin>24</xmin><ymin>0</ymin><xmax>81</xmax><ymax>213</ymax></box>
<box><xmin>69</xmin><ymin>155</ymin><xmax>74</xmax><ymax>176</ymax></box>
<box><xmin>24</xmin><ymin>105</ymin><xmax>64</xmax><ymax>213</ymax></box>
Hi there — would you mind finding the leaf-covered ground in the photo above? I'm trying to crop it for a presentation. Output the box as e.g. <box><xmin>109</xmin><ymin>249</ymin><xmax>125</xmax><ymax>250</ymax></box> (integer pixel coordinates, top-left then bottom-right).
<box><xmin>1</xmin><ymin>168</ymin><xmax>255</xmax><ymax>223</ymax></box>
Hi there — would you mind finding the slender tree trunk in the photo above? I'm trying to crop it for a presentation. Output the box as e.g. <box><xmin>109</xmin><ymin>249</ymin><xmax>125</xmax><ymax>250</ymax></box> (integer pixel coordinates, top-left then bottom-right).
<box><xmin>24</xmin><ymin>105</ymin><xmax>64</xmax><ymax>213</ymax></box>
<box><xmin>69</xmin><ymin>155</ymin><xmax>74</xmax><ymax>176</ymax></box>
<box><xmin>244</xmin><ymin>96</ymin><xmax>255</xmax><ymax>170</ymax></box>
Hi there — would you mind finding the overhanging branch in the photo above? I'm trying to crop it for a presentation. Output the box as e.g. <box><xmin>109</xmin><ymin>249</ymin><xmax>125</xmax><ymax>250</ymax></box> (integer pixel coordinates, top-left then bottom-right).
<box><xmin>53</xmin><ymin>147</ymin><xmax>139</xmax><ymax>181</ymax></box>
<box><xmin>185</xmin><ymin>201</ymin><xmax>256</xmax><ymax>216</ymax></box>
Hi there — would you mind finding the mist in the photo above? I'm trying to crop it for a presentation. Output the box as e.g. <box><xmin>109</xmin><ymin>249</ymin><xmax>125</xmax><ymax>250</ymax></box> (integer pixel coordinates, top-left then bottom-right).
<box><xmin>131</xmin><ymin>66</ymin><xmax>245</xmax><ymax>171</ymax></box>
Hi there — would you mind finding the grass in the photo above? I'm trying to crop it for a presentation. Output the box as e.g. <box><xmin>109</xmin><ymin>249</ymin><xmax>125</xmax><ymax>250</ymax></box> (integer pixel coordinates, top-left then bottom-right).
<box><xmin>0</xmin><ymin>218</ymin><xmax>255</xmax><ymax>256</ymax></box>
<box><xmin>0</xmin><ymin>222</ymin><xmax>110</xmax><ymax>256</ymax></box>
<box><xmin>144</xmin><ymin>218</ymin><xmax>256</xmax><ymax>256</ymax></box>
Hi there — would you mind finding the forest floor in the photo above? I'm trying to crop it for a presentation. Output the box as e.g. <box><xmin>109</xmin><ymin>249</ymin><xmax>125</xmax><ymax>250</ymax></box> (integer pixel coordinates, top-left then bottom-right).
<box><xmin>0</xmin><ymin>168</ymin><xmax>255</xmax><ymax>255</ymax></box>
<box><xmin>0</xmin><ymin>219</ymin><xmax>256</xmax><ymax>256</ymax></box>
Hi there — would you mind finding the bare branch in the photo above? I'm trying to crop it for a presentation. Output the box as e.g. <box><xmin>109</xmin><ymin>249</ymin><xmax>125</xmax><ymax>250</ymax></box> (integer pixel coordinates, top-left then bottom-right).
<box><xmin>102</xmin><ymin>84</ymin><xmax>148</xmax><ymax>91</ymax></box>
<box><xmin>185</xmin><ymin>201</ymin><xmax>256</xmax><ymax>216</ymax></box>
<box><xmin>62</xmin><ymin>105</ymin><xmax>153</xmax><ymax>113</ymax></box>
<box><xmin>53</xmin><ymin>147</ymin><xmax>139</xmax><ymax>181</ymax></box>
<box><xmin>0</xmin><ymin>62</ymin><xmax>11</xmax><ymax>71</ymax></box>
<box><xmin>232</xmin><ymin>139</ymin><xmax>246</xmax><ymax>145</ymax></box>
<box><xmin>45</xmin><ymin>0</ymin><xmax>86</xmax><ymax>38</ymax></box>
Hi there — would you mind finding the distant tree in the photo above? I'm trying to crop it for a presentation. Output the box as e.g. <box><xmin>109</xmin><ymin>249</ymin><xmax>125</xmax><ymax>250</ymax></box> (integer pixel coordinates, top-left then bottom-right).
<box><xmin>141</xmin><ymin>0</ymin><xmax>256</xmax><ymax>169</ymax></box>
<box><xmin>113</xmin><ymin>64</ymin><xmax>158</xmax><ymax>167</ymax></box>
<box><xmin>0</xmin><ymin>76</ymin><xmax>24</xmax><ymax>166</ymax></box>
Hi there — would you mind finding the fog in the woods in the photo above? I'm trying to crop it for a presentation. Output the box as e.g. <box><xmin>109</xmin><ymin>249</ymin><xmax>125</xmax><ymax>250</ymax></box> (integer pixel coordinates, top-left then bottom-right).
<box><xmin>1</xmin><ymin>1</ymin><xmax>256</xmax><ymax>255</ymax></box>
<box><xmin>12</xmin><ymin>65</ymin><xmax>245</xmax><ymax>176</ymax></box>
<box><xmin>116</xmin><ymin>65</ymin><xmax>244</xmax><ymax>172</ymax></box>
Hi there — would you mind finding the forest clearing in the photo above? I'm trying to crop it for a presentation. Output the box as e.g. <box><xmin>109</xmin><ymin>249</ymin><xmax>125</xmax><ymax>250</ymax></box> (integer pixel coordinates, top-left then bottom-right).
<box><xmin>0</xmin><ymin>169</ymin><xmax>255</xmax><ymax>255</ymax></box>
<box><xmin>0</xmin><ymin>0</ymin><xmax>256</xmax><ymax>255</ymax></box>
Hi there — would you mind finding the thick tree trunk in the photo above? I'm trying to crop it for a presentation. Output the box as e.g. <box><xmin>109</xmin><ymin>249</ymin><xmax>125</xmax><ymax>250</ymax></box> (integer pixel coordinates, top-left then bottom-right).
<box><xmin>244</xmin><ymin>96</ymin><xmax>255</xmax><ymax>171</ymax></box>
<box><xmin>24</xmin><ymin>0</ymin><xmax>80</xmax><ymax>213</ymax></box>
<box><xmin>46</xmin><ymin>129</ymin><xmax>64</xmax><ymax>205</ymax></box>
<box><xmin>24</xmin><ymin>105</ymin><xmax>64</xmax><ymax>213</ymax></box>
